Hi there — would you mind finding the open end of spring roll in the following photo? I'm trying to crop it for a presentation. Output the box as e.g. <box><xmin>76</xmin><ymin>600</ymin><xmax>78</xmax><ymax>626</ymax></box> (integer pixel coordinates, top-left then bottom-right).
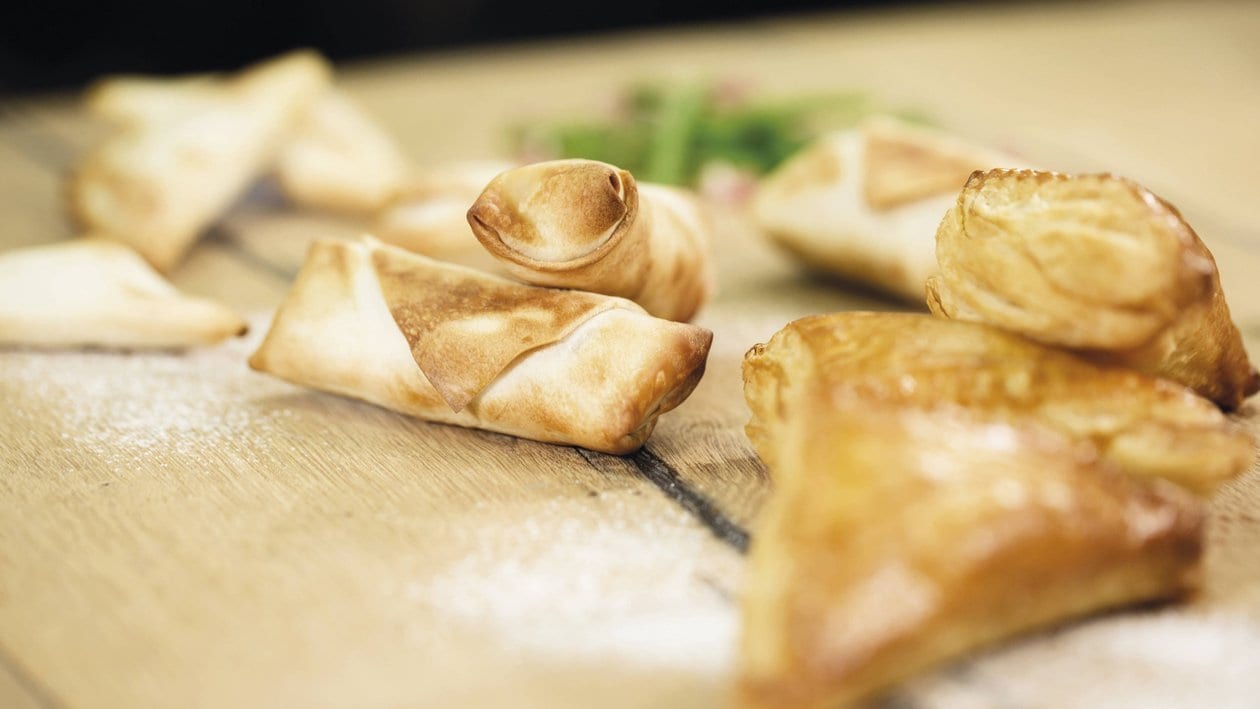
<box><xmin>467</xmin><ymin>159</ymin><xmax>714</xmax><ymax>322</ymax></box>
<box><xmin>249</xmin><ymin>236</ymin><xmax>712</xmax><ymax>454</ymax></box>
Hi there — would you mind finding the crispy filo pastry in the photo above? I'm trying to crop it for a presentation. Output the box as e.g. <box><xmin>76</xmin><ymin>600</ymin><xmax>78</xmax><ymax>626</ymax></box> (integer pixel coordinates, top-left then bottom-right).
<box><xmin>739</xmin><ymin>396</ymin><xmax>1203</xmax><ymax>708</ymax></box>
<box><xmin>467</xmin><ymin>159</ymin><xmax>714</xmax><ymax>322</ymax></box>
<box><xmin>752</xmin><ymin>116</ymin><xmax>1021</xmax><ymax>302</ymax></box>
<box><xmin>70</xmin><ymin>51</ymin><xmax>332</xmax><ymax>272</ymax></box>
<box><xmin>249</xmin><ymin>236</ymin><xmax>712</xmax><ymax>454</ymax></box>
<box><xmin>372</xmin><ymin>160</ymin><xmax>516</xmax><ymax>272</ymax></box>
<box><xmin>927</xmin><ymin>169</ymin><xmax>1258</xmax><ymax>410</ymax></box>
<box><xmin>0</xmin><ymin>239</ymin><xmax>246</xmax><ymax>348</ymax></box>
<box><xmin>743</xmin><ymin>312</ymin><xmax>1251</xmax><ymax>495</ymax></box>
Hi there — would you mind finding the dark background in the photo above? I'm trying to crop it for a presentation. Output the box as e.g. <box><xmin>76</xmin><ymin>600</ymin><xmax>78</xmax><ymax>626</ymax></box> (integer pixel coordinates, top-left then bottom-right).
<box><xmin>0</xmin><ymin>0</ymin><xmax>957</xmax><ymax>94</ymax></box>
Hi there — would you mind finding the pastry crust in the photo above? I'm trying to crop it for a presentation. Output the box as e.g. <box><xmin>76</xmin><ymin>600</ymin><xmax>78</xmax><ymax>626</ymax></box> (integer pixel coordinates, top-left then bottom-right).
<box><xmin>927</xmin><ymin>169</ymin><xmax>1258</xmax><ymax>410</ymax></box>
<box><xmin>753</xmin><ymin>116</ymin><xmax>1020</xmax><ymax>302</ymax></box>
<box><xmin>739</xmin><ymin>390</ymin><xmax>1203</xmax><ymax>708</ymax></box>
<box><xmin>69</xmin><ymin>50</ymin><xmax>331</xmax><ymax>272</ymax></box>
<box><xmin>467</xmin><ymin>159</ymin><xmax>714</xmax><ymax>322</ymax></box>
<box><xmin>743</xmin><ymin>312</ymin><xmax>1252</xmax><ymax>495</ymax></box>
<box><xmin>0</xmin><ymin>239</ymin><xmax>246</xmax><ymax>348</ymax></box>
<box><xmin>249</xmin><ymin>236</ymin><xmax>712</xmax><ymax>454</ymax></box>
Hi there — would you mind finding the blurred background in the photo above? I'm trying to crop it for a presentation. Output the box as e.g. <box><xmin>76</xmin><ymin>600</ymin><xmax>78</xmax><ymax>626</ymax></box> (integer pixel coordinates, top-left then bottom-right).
<box><xmin>1</xmin><ymin>0</ymin><xmax>1000</xmax><ymax>94</ymax></box>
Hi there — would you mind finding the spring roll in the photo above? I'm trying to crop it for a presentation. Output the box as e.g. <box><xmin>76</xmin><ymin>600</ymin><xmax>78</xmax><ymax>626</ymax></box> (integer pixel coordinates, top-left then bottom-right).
<box><xmin>69</xmin><ymin>50</ymin><xmax>331</xmax><ymax>272</ymax></box>
<box><xmin>744</xmin><ymin>312</ymin><xmax>1252</xmax><ymax>495</ymax></box>
<box><xmin>249</xmin><ymin>236</ymin><xmax>712</xmax><ymax>454</ymax></box>
<box><xmin>0</xmin><ymin>239</ymin><xmax>246</xmax><ymax>348</ymax></box>
<box><xmin>752</xmin><ymin>116</ymin><xmax>1021</xmax><ymax>302</ymax></box>
<box><xmin>928</xmin><ymin>169</ymin><xmax>1258</xmax><ymax>410</ymax></box>
<box><xmin>467</xmin><ymin>159</ymin><xmax>714</xmax><ymax>322</ymax></box>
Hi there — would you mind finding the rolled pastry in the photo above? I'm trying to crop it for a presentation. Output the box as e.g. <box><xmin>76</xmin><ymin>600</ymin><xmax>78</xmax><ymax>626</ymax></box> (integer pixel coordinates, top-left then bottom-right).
<box><xmin>466</xmin><ymin>159</ymin><xmax>714</xmax><ymax>322</ymax></box>
<box><xmin>249</xmin><ymin>236</ymin><xmax>712</xmax><ymax>454</ymax></box>
<box><xmin>740</xmin><ymin>396</ymin><xmax>1202</xmax><ymax>708</ymax></box>
<box><xmin>752</xmin><ymin>116</ymin><xmax>1021</xmax><ymax>302</ymax></box>
<box><xmin>70</xmin><ymin>50</ymin><xmax>331</xmax><ymax>272</ymax></box>
<box><xmin>372</xmin><ymin>160</ymin><xmax>516</xmax><ymax>272</ymax></box>
<box><xmin>927</xmin><ymin>169</ymin><xmax>1258</xmax><ymax>410</ymax></box>
<box><xmin>0</xmin><ymin>239</ymin><xmax>246</xmax><ymax>348</ymax></box>
<box><xmin>744</xmin><ymin>312</ymin><xmax>1252</xmax><ymax>495</ymax></box>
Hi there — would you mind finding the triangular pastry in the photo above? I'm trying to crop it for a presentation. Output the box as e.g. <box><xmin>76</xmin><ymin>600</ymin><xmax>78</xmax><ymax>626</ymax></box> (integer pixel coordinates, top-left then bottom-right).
<box><xmin>0</xmin><ymin>239</ymin><xmax>246</xmax><ymax>348</ymax></box>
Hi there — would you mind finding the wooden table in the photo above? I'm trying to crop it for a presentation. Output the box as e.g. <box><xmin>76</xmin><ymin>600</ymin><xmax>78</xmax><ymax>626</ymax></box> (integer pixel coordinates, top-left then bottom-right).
<box><xmin>4</xmin><ymin>1</ymin><xmax>1260</xmax><ymax>706</ymax></box>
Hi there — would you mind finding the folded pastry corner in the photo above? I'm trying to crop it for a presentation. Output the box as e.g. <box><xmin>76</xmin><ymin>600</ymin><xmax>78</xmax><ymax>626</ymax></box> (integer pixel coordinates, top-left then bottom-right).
<box><xmin>0</xmin><ymin>239</ymin><xmax>247</xmax><ymax>348</ymax></box>
<box><xmin>250</xmin><ymin>236</ymin><xmax>712</xmax><ymax>454</ymax></box>
<box><xmin>467</xmin><ymin>159</ymin><xmax>714</xmax><ymax>322</ymax></box>
<box><xmin>753</xmin><ymin>116</ymin><xmax>1021</xmax><ymax>302</ymax></box>
<box><xmin>744</xmin><ymin>312</ymin><xmax>1252</xmax><ymax>496</ymax></box>
<box><xmin>739</xmin><ymin>393</ymin><xmax>1203</xmax><ymax>708</ymax></box>
<box><xmin>69</xmin><ymin>50</ymin><xmax>332</xmax><ymax>272</ymax></box>
<box><xmin>928</xmin><ymin>168</ymin><xmax>1258</xmax><ymax>410</ymax></box>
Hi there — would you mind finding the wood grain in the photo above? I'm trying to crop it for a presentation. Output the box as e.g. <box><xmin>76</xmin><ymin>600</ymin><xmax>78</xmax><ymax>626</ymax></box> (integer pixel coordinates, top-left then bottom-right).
<box><xmin>2</xmin><ymin>1</ymin><xmax>1260</xmax><ymax>707</ymax></box>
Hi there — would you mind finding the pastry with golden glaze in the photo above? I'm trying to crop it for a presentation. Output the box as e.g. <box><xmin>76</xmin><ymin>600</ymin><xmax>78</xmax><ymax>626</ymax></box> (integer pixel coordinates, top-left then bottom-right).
<box><xmin>753</xmin><ymin>116</ymin><xmax>1021</xmax><ymax>302</ymax></box>
<box><xmin>466</xmin><ymin>159</ymin><xmax>714</xmax><ymax>322</ymax></box>
<box><xmin>250</xmin><ymin>236</ymin><xmax>712</xmax><ymax>454</ymax></box>
<box><xmin>70</xmin><ymin>50</ymin><xmax>331</xmax><ymax>272</ymax></box>
<box><xmin>743</xmin><ymin>312</ymin><xmax>1252</xmax><ymax>495</ymax></box>
<box><xmin>0</xmin><ymin>239</ymin><xmax>246</xmax><ymax>348</ymax></box>
<box><xmin>739</xmin><ymin>394</ymin><xmax>1203</xmax><ymax>708</ymax></box>
<box><xmin>928</xmin><ymin>168</ymin><xmax>1258</xmax><ymax>410</ymax></box>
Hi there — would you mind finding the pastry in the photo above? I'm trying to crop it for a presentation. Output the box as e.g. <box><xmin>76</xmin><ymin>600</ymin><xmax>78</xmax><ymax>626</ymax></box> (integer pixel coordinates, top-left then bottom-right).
<box><xmin>743</xmin><ymin>312</ymin><xmax>1252</xmax><ymax>495</ymax></box>
<box><xmin>0</xmin><ymin>239</ymin><xmax>246</xmax><ymax>348</ymax></box>
<box><xmin>752</xmin><ymin>116</ymin><xmax>1021</xmax><ymax>302</ymax></box>
<box><xmin>739</xmin><ymin>394</ymin><xmax>1202</xmax><ymax>708</ymax></box>
<box><xmin>249</xmin><ymin>236</ymin><xmax>712</xmax><ymax>454</ymax></box>
<box><xmin>927</xmin><ymin>169</ymin><xmax>1258</xmax><ymax>410</ymax></box>
<box><xmin>372</xmin><ymin>160</ymin><xmax>515</xmax><ymax>271</ymax></box>
<box><xmin>467</xmin><ymin>159</ymin><xmax>714</xmax><ymax>322</ymax></box>
<box><xmin>70</xmin><ymin>50</ymin><xmax>331</xmax><ymax>271</ymax></box>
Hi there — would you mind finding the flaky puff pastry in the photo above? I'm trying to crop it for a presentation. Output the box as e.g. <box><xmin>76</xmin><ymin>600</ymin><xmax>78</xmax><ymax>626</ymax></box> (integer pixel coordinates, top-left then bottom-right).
<box><xmin>739</xmin><ymin>395</ymin><xmax>1202</xmax><ymax>708</ymax></box>
<box><xmin>250</xmin><ymin>236</ymin><xmax>712</xmax><ymax>454</ymax></box>
<box><xmin>70</xmin><ymin>51</ymin><xmax>332</xmax><ymax>271</ymax></box>
<box><xmin>467</xmin><ymin>159</ymin><xmax>714</xmax><ymax>322</ymax></box>
<box><xmin>928</xmin><ymin>169</ymin><xmax>1258</xmax><ymax>410</ymax></box>
<box><xmin>753</xmin><ymin>116</ymin><xmax>1021</xmax><ymax>302</ymax></box>
<box><xmin>743</xmin><ymin>312</ymin><xmax>1251</xmax><ymax>495</ymax></box>
<box><xmin>0</xmin><ymin>239</ymin><xmax>246</xmax><ymax>348</ymax></box>
<box><xmin>372</xmin><ymin>160</ymin><xmax>516</xmax><ymax>272</ymax></box>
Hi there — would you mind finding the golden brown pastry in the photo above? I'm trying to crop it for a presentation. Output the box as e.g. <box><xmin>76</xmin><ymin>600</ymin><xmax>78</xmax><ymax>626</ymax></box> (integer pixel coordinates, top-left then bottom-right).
<box><xmin>466</xmin><ymin>159</ymin><xmax>714</xmax><ymax>322</ymax></box>
<box><xmin>70</xmin><ymin>50</ymin><xmax>332</xmax><ymax>271</ymax></box>
<box><xmin>250</xmin><ymin>236</ymin><xmax>712</xmax><ymax>454</ymax></box>
<box><xmin>372</xmin><ymin>160</ymin><xmax>516</xmax><ymax>271</ymax></box>
<box><xmin>743</xmin><ymin>312</ymin><xmax>1252</xmax><ymax>495</ymax></box>
<box><xmin>753</xmin><ymin>116</ymin><xmax>1021</xmax><ymax>302</ymax></box>
<box><xmin>0</xmin><ymin>239</ymin><xmax>246</xmax><ymax>348</ymax></box>
<box><xmin>927</xmin><ymin>168</ymin><xmax>1258</xmax><ymax>410</ymax></box>
<box><xmin>740</xmin><ymin>395</ymin><xmax>1202</xmax><ymax>708</ymax></box>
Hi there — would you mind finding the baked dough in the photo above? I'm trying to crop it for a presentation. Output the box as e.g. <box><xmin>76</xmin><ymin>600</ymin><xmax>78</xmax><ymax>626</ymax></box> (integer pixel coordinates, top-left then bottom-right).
<box><xmin>0</xmin><ymin>239</ymin><xmax>246</xmax><ymax>348</ymax></box>
<box><xmin>372</xmin><ymin>160</ymin><xmax>515</xmax><ymax>272</ymax></box>
<box><xmin>928</xmin><ymin>169</ymin><xmax>1258</xmax><ymax>410</ymax></box>
<box><xmin>753</xmin><ymin>116</ymin><xmax>1021</xmax><ymax>302</ymax></box>
<box><xmin>739</xmin><ymin>394</ymin><xmax>1202</xmax><ymax>708</ymax></box>
<box><xmin>70</xmin><ymin>51</ymin><xmax>331</xmax><ymax>271</ymax></box>
<box><xmin>249</xmin><ymin>236</ymin><xmax>712</xmax><ymax>454</ymax></box>
<box><xmin>467</xmin><ymin>159</ymin><xmax>714</xmax><ymax>322</ymax></box>
<box><xmin>743</xmin><ymin>312</ymin><xmax>1252</xmax><ymax>495</ymax></box>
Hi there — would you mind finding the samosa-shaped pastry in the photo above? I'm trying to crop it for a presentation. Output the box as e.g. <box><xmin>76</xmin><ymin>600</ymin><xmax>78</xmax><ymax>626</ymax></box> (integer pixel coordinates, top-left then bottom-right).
<box><xmin>753</xmin><ymin>116</ymin><xmax>1021</xmax><ymax>302</ymax></box>
<box><xmin>927</xmin><ymin>169</ymin><xmax>1258</xmax><ymax>410</ymax></box>
<box><xmin>743</xmin><ymin>312</ymin><xmax>1251</xmax><ymax>495</ymax></box>
<box><xmin>70</xmin><ymin>50</ymin><xmax>331</xmax><ymax>271</ymax></box>
<box><xmin>0</xmin><ymin>239</ymin><xmax>246</xmax><ymax>348</ymax></box>
<box><xmin>467</xmin><ymin>159</ymin><xmax>714</xmax><ymax>322</ymax></box>
<box><xmin>250</xmin><ymin>236</ymin><xmax>712</xmax><ymax>454</ymax></box>
<box><xmin>739</xmin><ymin>396</ymin><xmax>1202</xmax><ymax>708</ymax></box>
